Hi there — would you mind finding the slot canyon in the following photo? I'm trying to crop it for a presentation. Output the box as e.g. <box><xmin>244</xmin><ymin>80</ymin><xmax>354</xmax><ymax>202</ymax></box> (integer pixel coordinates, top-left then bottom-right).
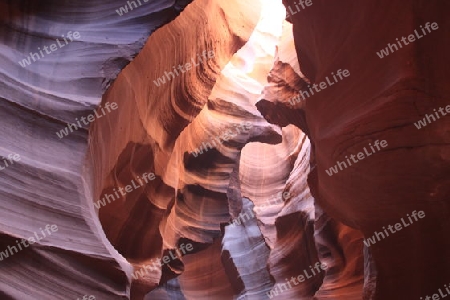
<box><xmin>0</xmin><ymin>0</ymin><xmax>449</xmax><ymax>299</ymax></box>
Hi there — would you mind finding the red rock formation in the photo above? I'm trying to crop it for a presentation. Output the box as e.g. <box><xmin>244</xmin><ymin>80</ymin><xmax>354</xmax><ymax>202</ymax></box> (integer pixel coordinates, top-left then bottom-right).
<box><xmin>281</xmin><ymin>0</ymin><xmax>450</xmax><ymax>298</ymax></box>
<box><xmin>2</xmin><ymin>0</ymin><xmax>448</xmax><ymax>299</ymax></box>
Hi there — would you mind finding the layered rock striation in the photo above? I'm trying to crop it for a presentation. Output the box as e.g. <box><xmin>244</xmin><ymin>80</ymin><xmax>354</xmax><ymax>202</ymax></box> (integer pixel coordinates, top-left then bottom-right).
<box><xmin>1</xmin><ymin>0</ymin><xmax>448</xmax><ymax>299</ymax></box>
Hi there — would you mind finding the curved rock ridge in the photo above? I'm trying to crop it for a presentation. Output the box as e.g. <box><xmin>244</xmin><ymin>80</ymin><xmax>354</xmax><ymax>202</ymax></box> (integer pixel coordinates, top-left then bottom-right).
<box><xmin>155</xmin><ymin>2</ymin><xmax>291</xmax><ymax>298</ymax></box>
<box><xmin>0</xmin><ymin>0</ymin><xmax>357</xmax><ymax>298</ymax></box>
<box><xmin>254</xmin><ymin>13</ymin><xmax>365</xmax><ymax>300</ymax></box>
<box><xmin>256</xmin><ymin>21</ymin><xmax>310</xmax><ymax>132</ymax></box>
<box><xmin>88</xmin><ymin>0</ymin><xmax>284</xmax><ymax>298</ymax></box>
<box><xmin>3</xmin><ymin>0</ymin><xmax>444</xmax><ymax>299</ymax></box>
<box><xmin>221</xmin><ymin>197</ymin><xmax>273</xmax><ymax>299</ymax></box>
<box><xmin>0</xmin><ymin>1</ymin><xmax>193</xmax><ymax>299</ymax></box>
<box><xmin>0</xmin><ymin>0</ymin><xmax>192</xmax><ymax>122</ymax></box>
<box><xmin>239</xmin><ymin>126</ymin><xmax>320</xmax><ymax>299</ymax></box>
<box><xmin>313</xmin><ymin>207</ymin><xmax>365</xmax><ymax>300</ymax></box>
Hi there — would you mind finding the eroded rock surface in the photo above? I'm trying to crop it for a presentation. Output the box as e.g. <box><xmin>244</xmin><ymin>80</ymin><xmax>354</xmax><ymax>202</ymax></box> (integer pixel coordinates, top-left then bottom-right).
<box><xmin>282</xmin><ymin>0</ymin><xmax>450</xmax><ymax>298</ymax></box>
<box><xmin>1</xmin><ymin>0</ymin><xmax>447</xmax><ymax>299</ymax></box>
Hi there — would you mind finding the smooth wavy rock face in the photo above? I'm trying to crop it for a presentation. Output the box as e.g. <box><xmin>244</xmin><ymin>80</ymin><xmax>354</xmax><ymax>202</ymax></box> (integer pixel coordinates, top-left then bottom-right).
<box><xmin>283</xmin><ymin>0</ymin><xmax>450</xmax><ymax>299</ymax></box>
<box><xmin>90</xmin><ymin>0</ymin><xmax>364</xmax><ymax>296</ymax></box>
<box><xmin>3</xmin><ymin>0</ymin><xmax>445</xmax><ymax>299</ymax></box>
<box><xmin>0</xmin><ymin>0</ymin><xmax>361</xmax><ymax>297</ymax></box>
<box><xmin>0</xmin><ymin>0</ymin><xmax>193</xmax><ymax>299</ymax></box>
<box><xmin>88</xmin><ymin>0</ymin><xmax>285</xmax><ymax>298</ymax></box>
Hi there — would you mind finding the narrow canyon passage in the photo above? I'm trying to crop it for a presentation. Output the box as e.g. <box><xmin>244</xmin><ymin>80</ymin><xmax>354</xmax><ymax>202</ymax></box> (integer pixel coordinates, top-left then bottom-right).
<box><xmin>0</xmin><ymin>0</ymin><xmax>448</xmax><ymax>299</ymax></box>
<box><xmin>89</xmin><ymin>0</ymin><xmax>364</xmax><ymax>298</ymax></box>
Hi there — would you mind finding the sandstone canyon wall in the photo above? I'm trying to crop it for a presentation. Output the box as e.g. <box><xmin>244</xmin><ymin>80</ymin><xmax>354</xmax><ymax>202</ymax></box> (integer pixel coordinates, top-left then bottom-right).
<box><xmin>0</xmin><ymin>0</ymin><xmax>448</xmax><ymax>299</ymax></box>
<box><xmin>279</xmin><ymin>0</ymin><xmax>450</xmax><ymax>299</ymax></box>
